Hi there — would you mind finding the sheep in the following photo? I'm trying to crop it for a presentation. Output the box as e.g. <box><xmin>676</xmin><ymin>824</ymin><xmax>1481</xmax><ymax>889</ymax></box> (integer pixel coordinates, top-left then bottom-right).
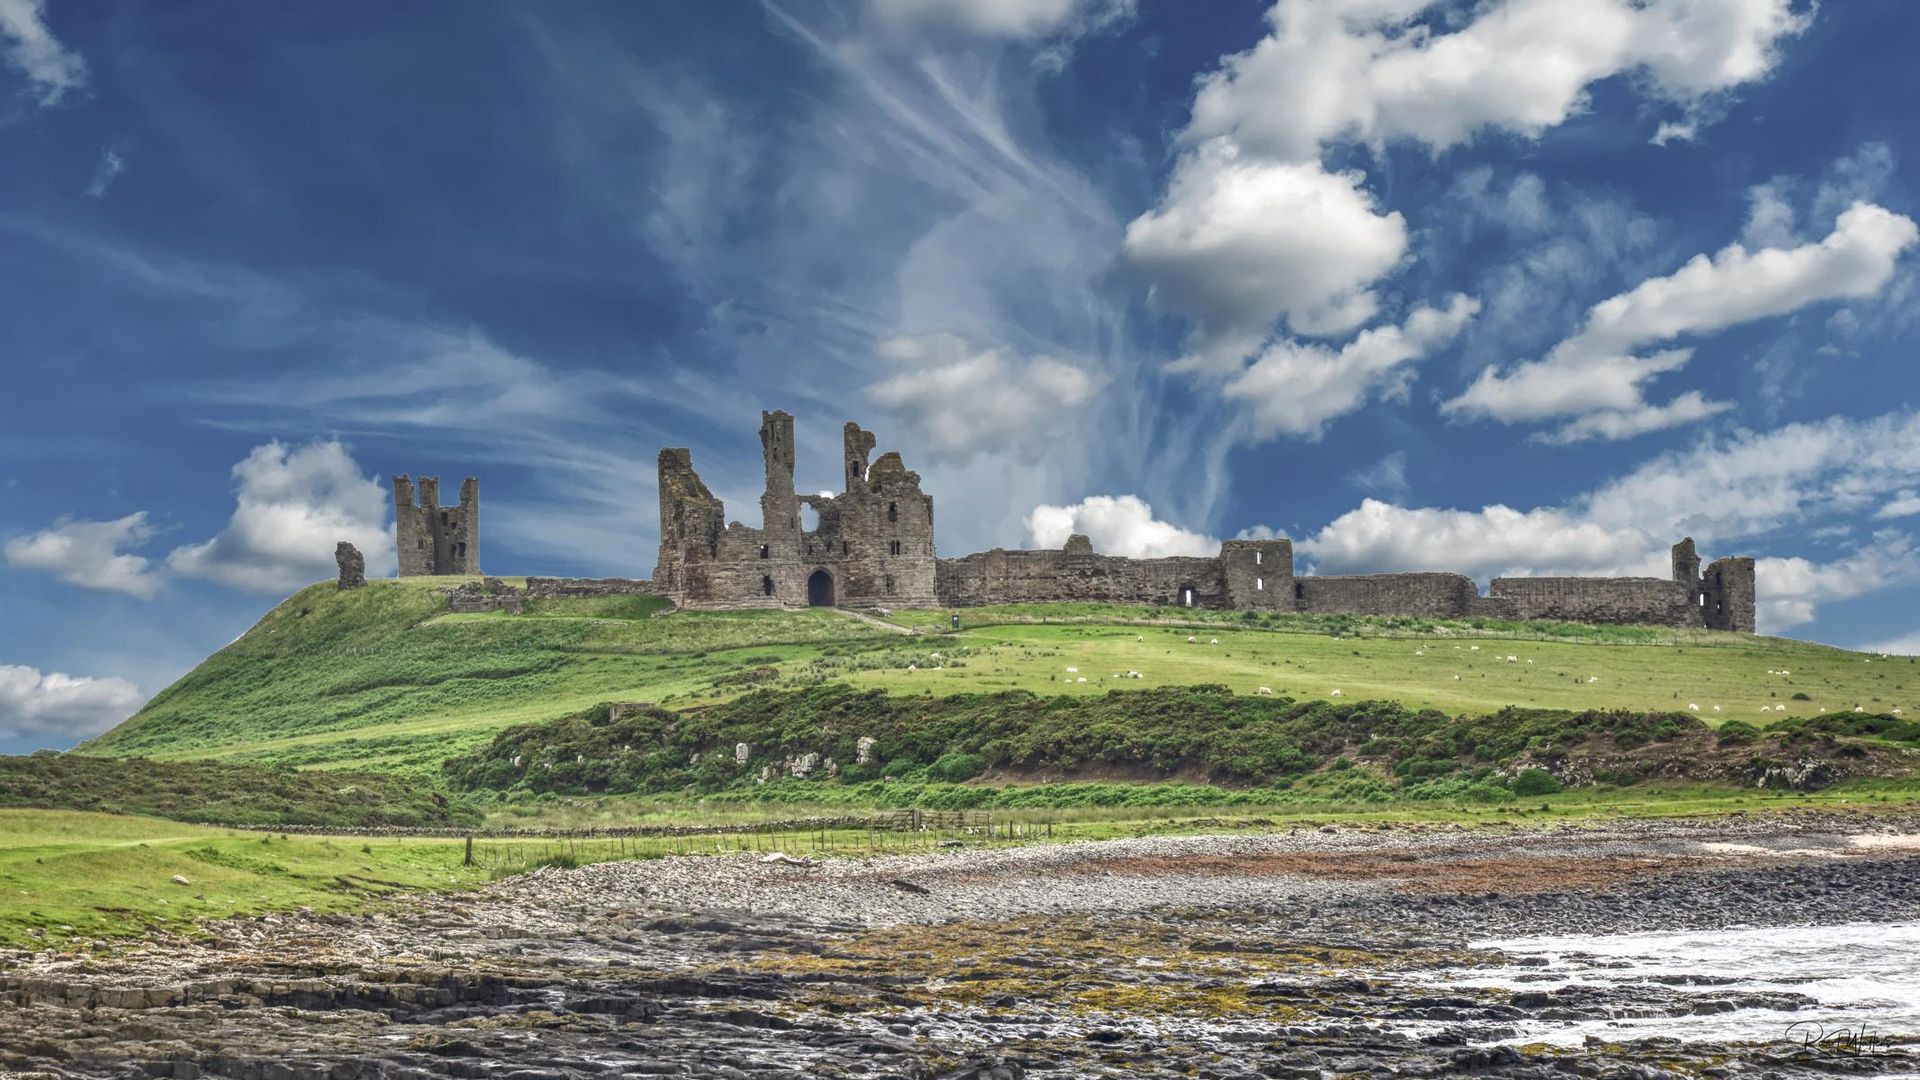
<box><xmin>1854</xmin><ymin>705</ymin><xmax>1865</xmax><ymax>712</ymax></box>
<box><xmin>1187</xmin><ymin>636</ymin><xmax>1198</xmax><ymax>644</ymax></box>
<box><xmin>907</xmin><ymin>664</ymin><xmax>917</xmax><ymax>672</ymax></box>
<box><xmin>1257</xmin><ymin>686</ymin><xmax>1273</xmax><ymax>695</ymax></box>
<box><xmin>1587</xmin><ymin>676</ymin><xmax>1599</xmax><ymax>683</ymax></box>
<box><xmin>1330</xmin><ymin>689</ymin><xmax>1343</xmax><ymax>697</ymax></box>
<box><xmin>1895</xmin><ymin>708</ymin><xmax>1906</xmax><ymax>716</ymax></box>
<box><xmin>1076</xmin><ymin>677</ymin><xmax>1087</xmax><ymax>684</ymax></box>
<box><xmin>1712</xmin><ymin>705</ymin><xmax>1721</xmax><ymax>712</ymax></box>
<box><xmin>1210</xmin><ymin>637</ymin><xmax>1220</xmax><ymax>645</ymax></box>
<box><xmin>1065</xmin><ymin>666</ymin><xmax>1078</xmax><ymax>673</ymax></box>
<box><xmin>1689</xmin><ymin>703</ymin><xmax>1700</xmax><ymax>711</ymax></box>
<box><xmin>1776</xmin><ymin>704</ymin><xmax>1788</xmax><ymax>712</ymax></box>
<box><xmin>1470</xmin><ymin>645</ymin><xmax>1480</xmax><ymax>651</ymax></box>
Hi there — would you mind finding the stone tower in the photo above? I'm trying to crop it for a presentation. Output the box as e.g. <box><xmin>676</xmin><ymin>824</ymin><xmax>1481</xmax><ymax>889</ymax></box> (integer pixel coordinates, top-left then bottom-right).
<box><xmin>393</xmin><ymin>475</ymin><xmax>480</xmax><ymax>576</ymax></box>
<box><xmin>1672</xmin><ymin>537</ymin><xmax>1755</xmax><ymax>633</ymax></box>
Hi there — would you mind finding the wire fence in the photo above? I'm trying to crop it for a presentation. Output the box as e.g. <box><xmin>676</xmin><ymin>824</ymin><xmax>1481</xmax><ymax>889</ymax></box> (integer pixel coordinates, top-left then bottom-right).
<box><xmin>466</xmin><ymin>809</ymin><xmax>1056</xmax><ymax>875</ymax></box>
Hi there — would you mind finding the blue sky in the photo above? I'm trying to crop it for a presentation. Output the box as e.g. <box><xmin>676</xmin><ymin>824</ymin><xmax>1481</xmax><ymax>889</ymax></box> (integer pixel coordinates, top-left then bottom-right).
<box><xmin>3</xmin><ymin>0</ymin><xmax>1918</xmax><ymax>752</ymax></box>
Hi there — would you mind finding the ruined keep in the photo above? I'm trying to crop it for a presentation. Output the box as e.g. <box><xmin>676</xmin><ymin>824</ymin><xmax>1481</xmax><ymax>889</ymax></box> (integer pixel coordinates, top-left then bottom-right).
<box><xmin>655</xmin><ymin>411</ymin><xmax>936</xmax><ymax>610</ymax></box>
<box><xmin>393</xmin><ymin>475</ymin><xmax>480</xmax><ymax>577</ymax></box>
<box><xmin>653</xmin><ymin>413</ymin><xmax>1759</xmax><ymax>633</ymax></box>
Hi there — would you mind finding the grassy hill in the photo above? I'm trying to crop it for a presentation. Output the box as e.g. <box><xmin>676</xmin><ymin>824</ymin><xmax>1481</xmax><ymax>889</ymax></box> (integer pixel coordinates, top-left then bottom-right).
<box><xmin>86</xmin><ymin>578</ymin><xmax>1920</xmax><ymax>778</ymax></box>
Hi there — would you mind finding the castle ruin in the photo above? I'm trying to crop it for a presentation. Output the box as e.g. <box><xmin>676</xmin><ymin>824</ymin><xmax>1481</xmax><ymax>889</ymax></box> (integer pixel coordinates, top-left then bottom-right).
<box><xmin>375</xmin><ymin>412</ymin><xmax>1755</xmax><ymax>632</ymax></box>
<box><xmin>655</xmin><ymin>412</ymin><xmax>936</xmax><ymax>610</ymax></box>
<box><xmin>650</xmin><ymin>412</ymin><xmax>1758</xmax><ymax>632</ymax></box>
<box><xmin>393</xmin><ymin>475</ymin><xmax>480</xmax><ymax>576</ymax></box>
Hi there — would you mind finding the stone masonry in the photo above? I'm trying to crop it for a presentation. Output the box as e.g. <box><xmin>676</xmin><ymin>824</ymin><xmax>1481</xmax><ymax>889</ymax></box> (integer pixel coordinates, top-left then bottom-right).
<box><xmin>393</xmin><ymin>475</ymin><xmax>480</xmax><ymax>576</ymax></box>
<box><xmin>654</xmin><ymin>411</ymin><xmax>936</xmax><ymax>611</ymax></box>
<box><xmin>650</xmin><ymin>412</ymin><xmax>1759</xmax><ymax>633</ymax></box>
<box><xmin>334</xmin><ymin>542</ymin><xmax>366</xmax><ymax>591</ymax></box>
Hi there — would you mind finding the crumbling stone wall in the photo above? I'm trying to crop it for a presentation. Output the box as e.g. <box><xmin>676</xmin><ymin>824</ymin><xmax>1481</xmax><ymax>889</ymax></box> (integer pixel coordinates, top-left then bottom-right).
<box><xmin>936</xmin><ymin>540</ymin><xmax>1231</xmax><ymax>608</ymax></box>
<box><xmin>524</xmin><ymin>577</ymin><xmax>656</xmax><ymax>599</ymax></box>
<box><xmin>444</xmin><ymin>577</ymin><xmax>524</xmax><ymax>613</ymax></box>
<box><xmin>1486</xmin><ymin>577</ymin><xmax>1697</xmax><ymax>627</ymax></box>
<box><xmin>1296</xmin><ymin>573</ymin><xmax>1479</xmax><ymax>617</ymax></box>
<box><xmin>394</xmin><ymin>475</ymin><xmax>479</xmax><ymax>576</ymax></box>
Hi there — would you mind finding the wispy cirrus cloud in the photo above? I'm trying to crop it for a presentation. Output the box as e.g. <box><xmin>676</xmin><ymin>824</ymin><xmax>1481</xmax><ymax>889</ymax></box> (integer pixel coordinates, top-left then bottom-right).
<box><xmin>0</xmin><ymin>0</ymin><xmax>87</xmax><ymax>106</ymax></box>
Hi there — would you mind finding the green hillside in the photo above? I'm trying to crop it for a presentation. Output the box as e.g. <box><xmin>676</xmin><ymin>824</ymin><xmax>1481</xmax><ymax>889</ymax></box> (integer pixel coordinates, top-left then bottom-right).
<box><xmin>87</xmin><ymin>578</ymin><xmax>1919</xmax><ymax>776</ymax></box>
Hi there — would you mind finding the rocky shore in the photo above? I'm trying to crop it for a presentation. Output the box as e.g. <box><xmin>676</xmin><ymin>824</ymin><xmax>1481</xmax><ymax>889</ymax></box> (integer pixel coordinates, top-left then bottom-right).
<box><xmin>3</xmin><ymin>811</ymin><xmax>1919</xmax><ymax>1078</ymax></box>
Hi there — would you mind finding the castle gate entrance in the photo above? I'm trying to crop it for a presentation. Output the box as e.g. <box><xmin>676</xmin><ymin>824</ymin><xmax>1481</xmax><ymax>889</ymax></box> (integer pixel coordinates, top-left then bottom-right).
<box><xmin>807</xmin><ymin>569</ymin><xmax>835</xmax><ymax>607</ymax></box>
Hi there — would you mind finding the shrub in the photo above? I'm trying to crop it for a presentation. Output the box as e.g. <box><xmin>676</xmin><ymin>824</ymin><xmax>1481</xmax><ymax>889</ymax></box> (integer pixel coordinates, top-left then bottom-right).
<box><xmin>929</xmin><ymin>751</ymin><xmax>987</xmax><ymax>783</ymax></box>
<box><xmin>1510</xmin><ymin>767</ymin><xmax>1564</xmax><ymax>796</ymax></box>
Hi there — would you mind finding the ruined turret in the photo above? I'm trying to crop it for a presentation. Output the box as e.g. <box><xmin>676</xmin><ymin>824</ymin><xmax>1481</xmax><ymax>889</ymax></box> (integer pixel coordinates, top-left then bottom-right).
<box><xmin>393</xmin><ymin>475</ymin><xmax>479</xmax><ymax>576</ymax></box>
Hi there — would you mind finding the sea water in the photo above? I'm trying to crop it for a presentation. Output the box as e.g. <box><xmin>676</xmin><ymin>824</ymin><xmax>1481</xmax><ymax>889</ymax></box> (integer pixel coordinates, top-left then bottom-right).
<box><xmin>1451</xmin><ymin>921</ymin><xmax>1920</xmax><ymax>1055</ymax></box>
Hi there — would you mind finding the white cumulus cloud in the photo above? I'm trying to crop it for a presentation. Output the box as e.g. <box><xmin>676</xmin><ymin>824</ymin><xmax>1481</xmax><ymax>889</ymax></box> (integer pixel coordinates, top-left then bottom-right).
<box><xmin>4</xmin><ymin>512</ymin><xmax>165</xmax><ymax>598</ymax></box>
<box><xmin>1222</xmin><ymin>293</ymin><xmax>1477</xmax><ymax>440</ymax></box>
<box><xmin>0</xmin><ymin>664</ymin><xmax>144</xmax><ymax>739</ymax></box>
<box><xmin>0</xmin><ymin>0</ymin><xmax>86</xmax><ymax>106</ymax></box>
<box><xmin>866</xmin><ymin>333</ymin><xmax>1105</xmax><ymax>458</ymax></box>
<box><xmin>1124</xmin><ymin>0</ymin><xmax>1806</xmax><ymax>430</ymax></box>
<box><xmin>1122</xmin><ymin>141</ymin><xmax>1409</xmax><ymax>370</ymax></box>
<box><xmin>1446</xmin><ymin>202</ymin><xmax>1920</xmax><ymax>441</ymax></box>
<box><xmin>1185</xmin><ymin>0</ymin><xmax>1808</xmax><ymax>161</ymax></box>
<box><xmin>166</xmin><ymin>440</ymin><xmax>396</xmax><ymax>594</ymax></box>
<box><xmin>1024</xmin><ymin>495</ymin><xmax>1219</xmax><ymax>559</ymax></box>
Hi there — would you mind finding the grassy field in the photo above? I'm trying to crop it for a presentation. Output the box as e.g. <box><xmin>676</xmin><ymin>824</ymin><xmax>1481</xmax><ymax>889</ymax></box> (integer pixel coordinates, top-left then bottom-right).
<box><xmin>843</xmin><ymin>620</ymin><xmax>1910</xmax><ymax>718</ymax></box>
<box><xmin>0</xmin><ymin>809</ymin><xmax>493</xmax><ymax>948</ymax></box>
<box><xmin>83</xmin><ymin>581</ymin><xmax>1914</xmax><ymax>776</ymax></box>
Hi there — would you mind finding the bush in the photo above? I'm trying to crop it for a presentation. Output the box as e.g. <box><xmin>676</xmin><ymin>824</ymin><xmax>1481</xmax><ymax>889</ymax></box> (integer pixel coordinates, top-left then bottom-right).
<box><xmin>1510</xmin><ymin>767</ymin><xmax>1564</xmax><ymax>796</ymax></box>
<box><xmin>929</xmin><ymin>751</ymin><xmax>987</xmax><ymax>783</ymax></box>
<box><xmin>1715</xmin><ymin>720</ymin><xmax>1761</xmax><ymax>747</ymax></box>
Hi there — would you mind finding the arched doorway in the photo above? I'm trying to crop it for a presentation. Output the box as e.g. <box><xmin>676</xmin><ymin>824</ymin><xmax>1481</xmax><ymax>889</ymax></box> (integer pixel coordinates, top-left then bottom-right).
<box><xmin>1179</xmin><ymin>584</ymin><xmax>1196</xmax><ymax>608</ymax></box>
<box><xmin>807</xmin><ymin>569</ymin><xmax>835</xmax><ymax>607</ymax></box>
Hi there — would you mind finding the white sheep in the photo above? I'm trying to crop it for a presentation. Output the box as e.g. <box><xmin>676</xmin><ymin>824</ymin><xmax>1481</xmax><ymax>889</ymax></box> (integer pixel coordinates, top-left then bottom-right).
<box><xmin>1689</xmin><ymin>703</ymin><xmax>1700</xmax><ymax>711</ymax></box>
<box><xmin>1854</xmin><ymin>705</ymin><xmax>1865</xmax><ymax>712</ymax></box>
<box><xmin>1187</xmin><ymin>636</ymin><xmax>1198</xmax><ymax>644</ymax></box>
<box><xmin>1895</xmin><ymin>708</ymin><xmax>1905</xmax><ymax>716</ymax></box>
<box><xmin>1776</xmin><ymin>704</ymin><xmax>1788</xmax><ymax>712</ymax></box>
<box><xmin>1470</xmin><ymin>645</ymin><xmax>1480</xmax><ymax>651</ymax></box>
<box><xmin>1065</xmin><ymin>666</ymin><xmax>1078</xmax><ymax>673</ymax></box>
<box><xmin>907</xmin><ymin>664</ymin><xmax>917</xmax><ymax>672</ymax></box>
<box><xmin>1076</xmin><ymin>677</ymin><xmax>1087</xmax><ymax>683</ymax></box>
<box><xmin>1712</xmin><ymin>705</ymin><xmax>1721</xmax><ymax>712</ymax></box>
<box><xmin>1587</xmin><ymin>676</ymin><xmax>1599</xmax><ymax>683</ymax></box>
<box><xmin>1257</xmin><ymin>686</ymin><xmax>1273</xmax><ymax>695</ymax></box>
<box><xmin>1128</xmin><ymin>670</ymin><xmax>1143</xmax><ymax>679</ymax></box>
<box><xmin>1330</xmin><ymin>689</ymin><xmax>1343</xmax><ymax>697</ymax></box>
<box><xmin>1210</xmin><ymin>638</ymin><xmax>1219</xmax><ymax>645</ymax></box>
